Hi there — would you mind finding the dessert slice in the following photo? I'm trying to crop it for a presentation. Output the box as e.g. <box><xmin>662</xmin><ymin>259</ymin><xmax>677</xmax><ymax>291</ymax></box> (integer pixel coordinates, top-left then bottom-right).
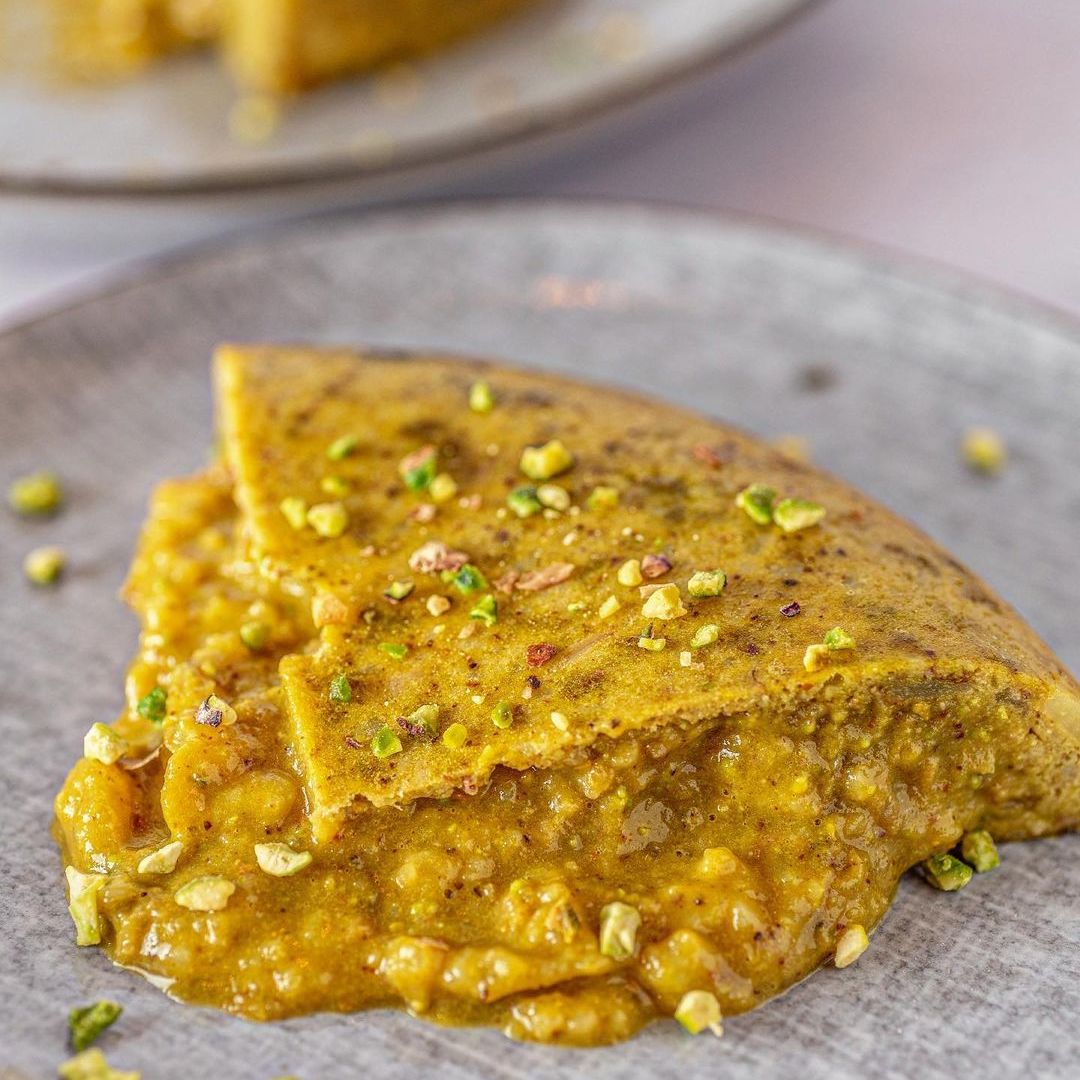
<box><xmin>47</xmin><ymin>0</ymin><xmax>219</xmax><ymax>79</ymax></box>
<box><xmin>222</xmin><ymin>0</ymin><xmax>537</xmax><ymax>93</ymax></box>
<box><xmin>216</xmin><ymin>345</ymin><xmax>1080</xmax><ymax>838</ymax></box>
<box><xmin>54</xmin><ymin>346</ymin><xmax>1079</xmax><ymax>1043</ymax></box>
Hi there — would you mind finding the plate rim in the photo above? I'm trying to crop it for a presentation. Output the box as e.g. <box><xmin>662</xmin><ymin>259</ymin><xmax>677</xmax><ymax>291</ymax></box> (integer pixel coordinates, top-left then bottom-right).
<box><xmin>3</xmin><ymin>194</ymin><xmax>1079</xmax><ymax>351</ymax></box>
<box><xmin>1</xmin><ymin>0</ymin><xmax>822</xmax><ymax>198</ymax></box>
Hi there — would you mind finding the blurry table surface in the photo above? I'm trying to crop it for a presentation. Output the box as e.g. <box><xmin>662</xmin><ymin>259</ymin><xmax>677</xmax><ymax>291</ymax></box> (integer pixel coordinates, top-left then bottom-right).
<box><xmin>2</xmin><ymin>0</ymin><xmax>1079</xmax><ymax>327</ymax></box>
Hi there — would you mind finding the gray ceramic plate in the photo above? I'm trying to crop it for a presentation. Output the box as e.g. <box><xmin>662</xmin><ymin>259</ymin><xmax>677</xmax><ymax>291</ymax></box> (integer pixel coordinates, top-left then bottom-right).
<box><xmin>0</xmin><ymin>0</ymin><xmax>815</xmax><ymax>194</ymax></box>
<box><xmin>2</xmin><ymin>201</ymin><xmax>1077</xmax><ymax>1080</ymax></box>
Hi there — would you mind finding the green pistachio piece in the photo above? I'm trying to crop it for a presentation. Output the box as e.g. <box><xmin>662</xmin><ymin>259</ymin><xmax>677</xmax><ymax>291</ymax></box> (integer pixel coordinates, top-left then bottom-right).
<box><xmin>735</xmin><ymin>483</ymin><xmax>776</xmax><ymax>525</ymax></box>
<box><xmin>773</xmin><ymin>498</ymin><xmax>826</xmax><ymax>533</ymax></box>
<box><xmin>383</xmin><ymin>580</ymin><xmax>415</xmax><ymax>602</ymax></box>
<box><xmin>520</xmin><ymin>439</ymin><xmax>573</xmax><ymax>481</ymax></box>
<box><xmin>69</xmin><ymin>1001</ymin><xmax>123</xmax><ymax>1052</ymax></box>
<box><xmin>136</xmin><ymin>687</ymin><xmax>167</xmax><ymax>724</ymax></box>
<box><xmin>239</xmin><ymin>620</ymin><xmax>270</xmax><ymax>651</ymax></box>
<box><xmin>598</xmin><ymin>901</ymin><xmax>641</xmax><ymax>961</ymax></box>
<box><xmin>307</xmin><ymin>501</ymin><xmax>349</xmax><ymax>538</ymax></box>
<box><xmin>469</xmin><ymin>380</ymin><xmax>495</xmax><ymax>414</ymax></box>
<box><xmin>469</xmin><ymin>594</ymin><xmax>498</xmax><ymax>627</ymax></box>
<box><xmin>371</xmin><ymin>725</ymin><xmax>403</xmax><ymax>759</ymax></box>
<box><xmin>254</xmin><ymin>842</ymin><xmax>313</xmax><ymax>877</ymax></box>
<box><xmin>674</xmin><ymin>990</ymin><xmax>723</xmax><ymax>1036</ymax></box>
<box><xmin>960</xmin><ymin>830</ymin><xmax>1000</xmax><ymax>873</ymax></box>
<box><xmin>278</xmin><ymin>496</ymin><xmax>308</xmax><ymax>530</ymax></box>
<box><xmin>326</xmin><ymin>434</ymin><xmax>359</xmax><ymax>461</ymax></box>
<box><xmin>824</xmin><ymin>626</ymin><xmax>856</xmax><ymax>651</ymax></box>
<box><xmin>8</xmin><ymin>470</ymin><xmax>63</xmax><ymax>516</ymax></box>
<box><xmin>59</xmin><ymin>1048</ymin><xmax>140</xmax><ymax>1080</ymax></box>
<box><xmin>174</xmin><ymin>876</ymin><xmax>235</xmax><ymax>911</ymax></box>
<box><xmin>922</xmin><ymin>853</ymin><xmax>973</xmax><ymax>891</ymax></box>
<box><xmin>507</xmin><ymin>486</ymin><xmax>543</xmax><ymax>518</ymax></box>
<box><xmin>687</xmin><ymin>570</ymin><xmax>727</xmax><ymax>598</ymax></box>
<box><xmin>329</xmin><ymin>674</ymin><xmax>353</xmax><ymax>703</ymax></box>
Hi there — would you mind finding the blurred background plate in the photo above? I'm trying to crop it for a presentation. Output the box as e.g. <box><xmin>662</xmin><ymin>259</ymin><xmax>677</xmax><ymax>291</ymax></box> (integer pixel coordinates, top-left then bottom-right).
<box><xmin>1</xmin><ymin>200</ymin><xmax>1077</xmax><ymax>1079</ymax></box>
<box><xmin>0</xmin><ymin>0</ymin><xmax>816</xmax><ymax>194</ymax></box>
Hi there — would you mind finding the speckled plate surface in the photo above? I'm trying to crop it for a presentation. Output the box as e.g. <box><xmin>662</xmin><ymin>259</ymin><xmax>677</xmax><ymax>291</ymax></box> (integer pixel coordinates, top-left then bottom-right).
<box><xmin>2</xmin><ymin>201</ymin><xmax>1078</xmax><ymax>1079</ymax></box>
<box><xmin>0</xmin><ymin>0</ymin><xmax>815</xmax><ymax>194</ymax></box>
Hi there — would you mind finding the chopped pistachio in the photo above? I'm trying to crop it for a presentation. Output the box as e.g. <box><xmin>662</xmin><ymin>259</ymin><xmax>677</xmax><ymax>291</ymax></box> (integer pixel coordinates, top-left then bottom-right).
<box><xmin>195</xmin><ymin>693</ymin><xmax>237</xmax><ymax>728</ymax></box>
<box><xmin>962</xmin><ymin>427</ymin><xmax>1007</xmax><ymax>474</ymax></box>
<box><xmin>587</xmin><ymin>485</ymin><xmax>619</xmax><ymax>511</ymax></box>
<box><xmin>174</xmin><ymin>875</ymin><xmax>235</xmax><ymax>911</ymax></box>
<box><xmin>469</xmin><ymin>380</ymin><xmax>495</xmax><ymax>414</ymax></box>
<box><xmin>773</xmin><ymin>497</ymin><xmax>826</xmax><ymax>533</ymax></box>
<box><xmin>383</xmin><ymin>580</ymin><xmax>415</xmax><ymax>602</ymax></box>
<box><xmin>329</xmin><ymin>674</ymin><xmax>353</xmax><ymax>703</ymax></box>
<box><xmin>279</xmin><ymin>496</ymin><xmax>308</xmax><ymax>530</ymax></box>
<box><xmin>507</xmin><ymin>486</ymin><xmax>543</xmax><ymax>518</ymax></box>
<box><xmin>400</xmin><ymin>445</ymin><xmax>438</xmax><ymax>491</ymax></box>
<box><xmin>24</xmin><ymin>543</ymin><xmax>66</xmax><ymax>587</ymax></box>
<box><xmin>806</xmin><ymin>626</ymin><xmax>856</xmax><ymax>670</ymax></box>
<box><xmin>307</xmin><ymin>501</ymin><xmax>349</xmax><ymax>538</ymax></box>
<box><xmin>8</xmin><ymin>470</ymin><xmax>63</xmax><ymax>516</ymax></box>
<box><xmin>641</xmin><ymin>583</ymin><xmax>687</xmax><ymax>621</ymax></box>
<box><xmin>449</xmin><ymin>564</ymin><xmax>487</xmax><ymax>594</ymax></box>
<box><xmin>617</xmin><ymin>558</ymin><xmax>643</xmax><ymax>587</ymax></box>
<box><xmin>824</xmin><ymin>626</ymin><xmax>856</xmax><ymax>651</ymax></box>
<box><xmin>320</xmin><ymin>474</ymin><xmax>350</xmax><ymax>498</ymax></box>
<box><xmin>598</xmin><ymin>901</ymin><xmax>641</xmax><ymax>961</ymax></box>
<box><xmin>254</xmin><ymin>842</ymin><xmax>313</xmax><ymax>877</ymax></box>
<box><xmin>83</xmin><ymin>723</ymin><xmax>128</xmax><ymax>766</ymax></box>
<box><xmin>442</xmin><ymin>722</ymin><xmax>468</xmax><ymax>749</ymax></box>
<box><xmin>597</xmin><ymin>595</ymin><xmax>621</xmax><ymax>620</ymax></box>
<box><xmin>470</xmin><ymin>593</ymin><xmax>498</xmax><ymax>627</ymax></box>
<box><xmin>834</xmin><ymin>924</ymin><xmax>869</xmax><ymax>968</ymax></box>
<box><xmin>426</xmin><ymin>594</ymin><xmax>451</xmax><ymax>616</ymax></box>
<box><xmin>69</xmin><ymin>1000</ymin><xmax>123</xmax><ymax>1053</ymax></box>
<box><xmin>687</xmin><ymin>570</ymin><xmax>727</xmax><ymax>598</ymax></box>
<box><xmin>637</xmin><ymin>630</ymin><xmax>667</xmax><ymax>652</ymax></box>
<box><xmin>400</xmin><ymin>703</ymin><xmax>440</xmax><ymax>737</ymax></box>
<box><xmin>65</xmin><ymin>866</ymin><xmax>106</xmax><ymax>946</ymax></box>
<box><xmin>239</xmin><ymin>620</ymin><xmax>270</xmax><ymax>651</ymax></box>
<box><xmin>326</xmin><ymin>434</ymin><xmax>359</xmax><ymax>461</ymax></box>
<box><xmin>735</xmin><ymin>483</ymin><xmax>776</xmax><ymax>525</ymax></box>
<box><xmin>59</xmin><ymin>1048</ymin><xmax>140</xmax><ymax>1080</ymax></box>
<box><xmin>960</xmin><ymin>830</ymin><xmax>1000</xmax><ymax>873</ymax></box>
<box><xmin>922</xmin><ymin>853</ymin><xmax>973</xmax><ymax>891</ymax></box>
<box><xmin>691</xmin><ymin>624</ymin><xmax>720</xmax><ymax>650</ymax></box>
<box><xmin>136</xmin><ymin>840</ymin><xmax>183</xmax><ymax>875</ymax></box>
<box><xmin>520</xmin><ymin>439</ymin><xmax>573</xmax><ymax>481</ymax></box>
<box><xmin>536</xmin><ymin>483</ymin><xmax>571</xmax><ymax>512</ymax></box>
<box><xmin>674</xmin><ymin>990</ymin><xmax>723</xmax><ymax>1037</ymax></box>
<box><xmin>491</xmin><ymin>701</ymin><xmax>514</xmax><ymax>729</ymax></box>
<box><xmin>371</xmin><ymin>725</ymin><xmax>403</xmax><ymax>759</ymax></box>
<box><xmin>379</xmin><ymin>642</ymin><xmax>408</xmax><ymax>660</ymax></box>
<box><xmin>550</xmin><ymin>711</ymin><xmax>569</xmax><ymax>731</ymax></box>
<box><xmin>136</xmin><ymin>687</ymin><xmax>167</xmax><ymax>724</ymax></box>
<box><xmin>429</xmin><ymin>473</ymin><xmax>458</xmax><ymax>504</ymax></box>
<box><xmin>567</xmin><ymin>601</ymin><xmax>587</xmax><ymax>614</ymax></box>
